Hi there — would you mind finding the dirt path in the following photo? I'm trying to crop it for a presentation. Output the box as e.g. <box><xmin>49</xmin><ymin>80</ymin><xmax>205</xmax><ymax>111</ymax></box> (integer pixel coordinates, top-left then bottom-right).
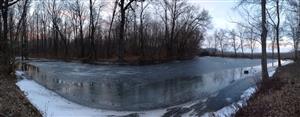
<box><xmin>236</xmin><ymin>62</ymin><xmax>300</xmax><ymax>117</ymax></box>
<box><xmin>0</xmin><ymin>75</ymin><xmax>41</xmax><ymax>117</ymax></box>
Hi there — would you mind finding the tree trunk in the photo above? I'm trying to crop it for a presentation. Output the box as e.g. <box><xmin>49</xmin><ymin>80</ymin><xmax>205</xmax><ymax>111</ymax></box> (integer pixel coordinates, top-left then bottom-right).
<box><xmin>275</xmin><ymin>0</ymin><xmax>281</xmax><ymax>67</ymax></box>
<box><xmin>79</xmin><ymin>15</ymin><xmax>84</xmax><ymax>58</ymax></box>
<box><xmin>89</xmin><ymin>0</ymin><xmax>96</xmax><ymax>60</ymax></box>
<box><xmin>139</xmin><ymin>2</ymin><xmax>145</xmax><ymax>59</ymax></box>
<box><xmin>107</xmin><ymin>0</ymin><xmax>118</xmax><ymax>58</ymax></box>
<box><xmin>261</xmin><ymin>0</ymin><xmax>269</xmax><ymax>80</ymax></box>
<box><xmin>118</xmin><ymin>0</ymin><xmax>126</xmax><ymax>62</ymax></box>
<box><xmin>0</xmin><ymin>1</ymin><xmax>11</xmax><ymax>74</ymax></box>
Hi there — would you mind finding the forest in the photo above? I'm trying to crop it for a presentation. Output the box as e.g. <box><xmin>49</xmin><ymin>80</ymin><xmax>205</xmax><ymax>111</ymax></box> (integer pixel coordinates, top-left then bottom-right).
<box><xmin>0</xmin><ymin>0</ymin><xmax>299</xmax><ymax>75</ymax></box>
<box><xmin>0</xmin><ymin>0</ymin><xmax>211</xmax><ymax>67</ymax></box>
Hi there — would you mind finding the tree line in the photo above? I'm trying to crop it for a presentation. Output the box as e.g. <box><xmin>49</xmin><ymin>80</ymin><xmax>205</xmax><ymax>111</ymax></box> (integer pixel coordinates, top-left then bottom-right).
<box><xmin>239</xmin><ymin>0</ymin><xmax>300</xmax><ymax>80</ymax></box>
<box><xmin>208</xmin><ymin>0</ymin><xmax>300</xmax><ymax>62</ymax></box>
<box><xmin>1</xmin><ymin>0</ymin><xmax>211</xmax><ymax>66</ymax></box>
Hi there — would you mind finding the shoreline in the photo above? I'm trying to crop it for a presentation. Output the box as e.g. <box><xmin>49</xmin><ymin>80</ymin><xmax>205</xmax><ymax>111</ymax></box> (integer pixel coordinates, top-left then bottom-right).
<box><xmin>236</xmin><ymin>61</ymin><xmax>300</xmax><ymax>117</ymax></box>
<box><xmin>16</xmin><ymin>56</ymin><xmax>196</xmax><ymax>66</ymax></box>
<box><xmin>21</xmin><ymin>51</ymin><xmax>284</xmax><ymax>66</ymax></box>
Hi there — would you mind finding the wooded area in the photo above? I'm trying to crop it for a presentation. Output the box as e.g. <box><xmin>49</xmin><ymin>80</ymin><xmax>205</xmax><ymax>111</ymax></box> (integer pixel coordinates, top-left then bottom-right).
<box><xmin>0</xmin><ymin>0</ymin><xmax>211</xmax><ymax>68</ymax></box>
<box><xmin>0</xmin><ymin>0</ymin><xmax>299</xmax><ymax>78</ymax></box>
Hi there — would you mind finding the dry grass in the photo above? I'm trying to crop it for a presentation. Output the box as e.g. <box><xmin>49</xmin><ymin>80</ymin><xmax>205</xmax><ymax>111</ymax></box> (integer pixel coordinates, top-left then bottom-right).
<box><xmin>0</xmin><ymin>75</ymin><xmax>42</xmax><ymax>117</ymax></box>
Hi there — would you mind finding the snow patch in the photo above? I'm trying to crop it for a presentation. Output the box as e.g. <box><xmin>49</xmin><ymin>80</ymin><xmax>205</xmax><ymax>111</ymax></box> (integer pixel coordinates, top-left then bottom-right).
<box><xmin>15</xmin><ymin>71</ymin><xmax>25</xmax><ymax>76</ymax></box>
<box><xmin>15</xmin><ymin>71</ymin><xmax>26</xmax><ymax>79</ymax></box>
<box><xmin>201</xmin><ymin>87</ymin><xmax>256</xmax><ymax>117</ymax></box>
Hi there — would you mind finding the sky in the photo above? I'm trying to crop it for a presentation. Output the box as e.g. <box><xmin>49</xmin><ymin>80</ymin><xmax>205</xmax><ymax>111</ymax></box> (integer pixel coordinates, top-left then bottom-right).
<box><xmin>188</xmin><ymin>0</ymin><xmax>241</xmax><ymax>31</ymax></box>
<box><xmin>100</xmin><ymin>0</ymin><xmax>241</xmax><ymax>30</ymax></box>
<box><xmin>30</xmin><ymin>0</ymin><xmax>242</xmax><ymax>32</ymax></box>
<box><xmin>188</xmin><ymin>0</ymin><xmax>293</xmax><ymax>53</ymax></box>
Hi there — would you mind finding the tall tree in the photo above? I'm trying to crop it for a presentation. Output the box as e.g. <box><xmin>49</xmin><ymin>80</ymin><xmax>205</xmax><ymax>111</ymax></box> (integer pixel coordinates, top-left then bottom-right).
<box><xmin>229</xmin><ymin>29</ymin><xmax>238</xmax><ymax>57</ymax></box>
<box><xmin>214</xmin><ymin>29</ymin><xmax>227</xmax><ymax>56</ymax></box>
<box><xmin>0</xmin><ymin>0</ymin><xmax>22</xmax><ymax>74</ymax></box>
<box><xmin>238</xmin><ymin>0</ymin><xmax>269</xmax><ymax>79</ymax></box>
<box><xmin>286</xmin><ymin>0</ymin><xmax>300</xmax><ymax>60</ymax></box>
<box><xmin>138</xmin><ymin>1</ymin><xmax>149</xmax><ymax>59</ymax></box>
<box><xmin>89</xmin><ymin>0</ymin><xmax>96</xmax><ymax>60</ymax></box>
<box><xmin>267</xmin><ymin>0</ymin><xmax>282</xmax><ymax>66</ymax></box>
<box><xmin>275</xmin><ymin>0</ymin><xmax>281</xmax><ymax>66</ymax></box>
<box><xmin>117</xmin><ymin>0</ymin><xmax>136</xmax><ymax>62</ymax></box>
<box><xmin>261</xmin><ymin>0</ymin><xmax>269</xmax><ymax>80</ymax></box>
<box><xmin>70</xmin><ymin>0</ymin><xmax>86</xmax><ymax>58</ymax></box>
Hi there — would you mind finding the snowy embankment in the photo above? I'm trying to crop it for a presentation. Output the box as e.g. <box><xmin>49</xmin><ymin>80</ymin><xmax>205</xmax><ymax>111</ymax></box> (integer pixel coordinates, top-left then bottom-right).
<box><xmin>15</xmin><ymin>60</ymin><xmax>293</xmax><ymax>117</ymax></box>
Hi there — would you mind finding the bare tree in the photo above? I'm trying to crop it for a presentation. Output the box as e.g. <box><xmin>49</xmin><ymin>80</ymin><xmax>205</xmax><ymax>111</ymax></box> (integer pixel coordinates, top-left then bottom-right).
<box><xmin>285</xmin><ymin>0</ymin><xmax>300</xmax><ymax>60</ymax></box>
<box><xmin>3</xmin><ymin>0</ymin><xmax>210</xmax><ymax>64</ymax></box>
<box><xmin>0</xmin><ymin>0</ymin><xmax>22</xmax><ymax>74</ymax></box>
<box><xmin>206</xmin><ymin>36</ymin><xmax>214</xmax><ymax>49</ymax></box>
<box><xmin>267</xmin><ymin>0</ymin><xmax>282</xmax><ymax>66</ymax></box>
<box><xmin>261</xmin><ymin>0</ymin><xmax>269</xmax><ymax>79</ymax></box>
<box><xmin>236</xmin><ymin>4</ymin><xmax>261</xmax><ymax>58</ymax></box>
<box><xmin>246</xmin><ymin>27</ymin><xmax>258</xmax><ymax>58</ymax></box>
<box><xmin>68</xmin><ymin>0</ymin><xmax>86</xmax><ymax>58</ymax></box>
<box><xmin>107</xmin><ymin>0</ymin><xmax>118</xmax><ymax>58</ymax></box>
<box><xmin>214</xmin><ymin>29</ymin><xmax>227</xmax><ymax>56</ymax></box>
<box><xmin>138</xmin><ymin>1</ymin><xmax>149</xmax><ymax>59</ymax></box>
<box><xmin>20</xmin><ymin>0</ymin><xmax>30</xmax><ymax>60</ymax></box>
<box><xmin>238</xmin><ymin>0</ymin><xmax>269</xmax><ymax>79</ymax></box>
<box><xmin>89</xmin><ymin>0</ymin><xmax>98</xmax><ymax>60</ymax></box>
<box><xmin>229</xmin><ymin>29</ymin><xmax>239</xmax><ymax>57</ymax></box>
<box><xmin>236</xmin><ymin>25</ymin><xmax>246</xmax><ymax>55</ymax></box>
<box><xmin>117</xmin><ymin>0</ymin><xmax>137</xmax><ymax>62</ymax></box>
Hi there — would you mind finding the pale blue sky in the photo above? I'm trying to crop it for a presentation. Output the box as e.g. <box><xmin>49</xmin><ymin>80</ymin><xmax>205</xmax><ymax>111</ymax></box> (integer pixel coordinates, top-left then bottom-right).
<box><xmin>188</xmin><ymin>0</ymin><xmax>241</xmax><ymax>31</ymax></box>
<box><xmin>99</xmin><ymin>0</ymin><xmax>241</xmax><ymax>32</ymax></box>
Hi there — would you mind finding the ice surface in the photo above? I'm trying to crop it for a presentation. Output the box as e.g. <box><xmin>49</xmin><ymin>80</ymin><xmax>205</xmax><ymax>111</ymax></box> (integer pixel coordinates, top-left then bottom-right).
<box><xmin>17</xmin><ymin>78</ymin><xmax>178</xmax><ymax>117</ymax></box>
<box><xmin>15</xmin><ymin>57</ymin><xmax>293</xmax><ymax>117</ymax></box>
<box><xmin>199</xmin><ymin>61</ymin><xmax>292</xmax><ymax>117</ymax></box>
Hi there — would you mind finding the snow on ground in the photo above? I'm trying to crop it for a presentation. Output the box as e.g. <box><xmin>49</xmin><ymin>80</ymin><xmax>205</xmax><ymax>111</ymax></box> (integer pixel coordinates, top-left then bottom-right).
<box><xmin>15</xmin><ymin>71</ymin><xmax>26</xmax><ymax>78</ymax></box>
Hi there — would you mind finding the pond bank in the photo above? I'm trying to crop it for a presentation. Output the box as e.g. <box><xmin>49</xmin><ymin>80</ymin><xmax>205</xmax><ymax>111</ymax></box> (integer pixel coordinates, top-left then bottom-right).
<box><xmin>0</xmin><ymin>74</ymin><xmax>41</xmax><ymax>117</ymax></box>
<box><xmin>236</xmin><ymin>62</ymin><xmax>300</xmax><ymax>117</ymax></box>
<box><xmin>24</xmin><ymin>55</ymin><xmax>195</xmax><ymax>66</ymax></box>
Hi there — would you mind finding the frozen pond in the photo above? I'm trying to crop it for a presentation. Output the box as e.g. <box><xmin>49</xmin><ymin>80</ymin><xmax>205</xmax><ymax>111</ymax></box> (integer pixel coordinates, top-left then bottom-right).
<box><xmin>16</xmin><ymin>57</ymin><xmax>290</xmax><ymax>116</ymax></box>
